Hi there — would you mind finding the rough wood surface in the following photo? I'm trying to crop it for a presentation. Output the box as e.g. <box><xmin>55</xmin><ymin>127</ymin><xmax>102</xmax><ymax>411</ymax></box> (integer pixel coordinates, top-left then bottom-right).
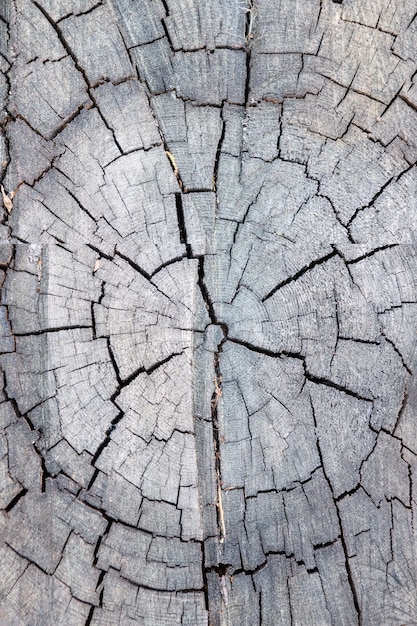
<box><xmin>1</xmin><ymin>0</ymin><xmax>417</xmax><ymax>624</ymax></box>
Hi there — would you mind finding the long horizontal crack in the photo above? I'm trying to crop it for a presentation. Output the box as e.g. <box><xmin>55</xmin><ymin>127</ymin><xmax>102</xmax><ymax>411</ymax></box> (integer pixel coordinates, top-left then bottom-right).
<box><xmin>14</xmin><ymin>325</ymin><xmax>91</xmax><ymax>337</ymax></box>
<box><xmin>305</xmin><ymin>370</ymin><xmax>374</xmax><ymax>403</ymax></box>
<box><xmin>229</xmin><ymin>337</ymin><xmax>373</xmax><ymax>402</ymax></box>
<box><xmin>228</xmin><ymin>336</ymin><xmax>304</xmax><ymax>361</ymax></box>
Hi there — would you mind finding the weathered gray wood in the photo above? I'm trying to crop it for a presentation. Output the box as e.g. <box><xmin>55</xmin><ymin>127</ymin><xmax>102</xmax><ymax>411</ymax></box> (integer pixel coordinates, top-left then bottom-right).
<box><xmin>1</xmin><ymin>0</ymin><xmax>417</xmax><ymax>624</ymax></box>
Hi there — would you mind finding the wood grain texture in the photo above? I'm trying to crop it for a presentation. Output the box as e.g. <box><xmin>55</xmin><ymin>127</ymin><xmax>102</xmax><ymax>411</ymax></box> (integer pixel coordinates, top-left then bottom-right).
<box><xmin>1</xmin><ymin>0</ymin><xmax>417</xmax><ymax>624</ymax></box>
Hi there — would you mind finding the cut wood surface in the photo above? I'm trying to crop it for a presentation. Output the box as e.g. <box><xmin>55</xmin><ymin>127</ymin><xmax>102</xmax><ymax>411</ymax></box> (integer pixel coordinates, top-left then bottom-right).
<box><xmin>1</xmin><ymin>0</ymin><xmax>417</xmax><ymax>624</ymax></box>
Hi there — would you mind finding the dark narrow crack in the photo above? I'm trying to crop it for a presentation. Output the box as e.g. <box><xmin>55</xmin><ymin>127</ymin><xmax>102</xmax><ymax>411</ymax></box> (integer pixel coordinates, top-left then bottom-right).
<box><xmin>381</xmin><ymin>333</ymin><xmax>412</xmax><ymax>376</ymax></box>
<box><xmin>200</xmin><ymin>542</ymin><xmax>209</xmax><ymax>611</ymax></box>
<box><xmin>115</xmin><ymin>351</ymin><xmax>184</xmax><ymax>392</ymax></box>
<box><xmin>313</xmin><ymin>538</ymin><xmax>340</xmax><ymax>551</ymax></box>
<box><xmin>84</xmin><ymin>518</ymin><xmax>111</xmax><ymax>625</ymax></box>
<box><xmin>159</xmin><ymin>0</ymin><xmax>174</xmax><ymax>50</ymax></box>
<box><xmin>113</xmin><ymin>249</ymin><xmax>151</xmax><ymax>281</ymax></box>
<box><xmin>91</xmin><ymin>281</ymin><xmax>105</xmax><ymax>341</ymax></box>
<box><xmin>212</xmin><ymin>324</ymin><xmax>228</xmax><ymax>544</ymax></box>
<box><xmin>90</xmin><ymin>351</ymin><xmax>183</xmax><ymax>466</ymax></box>
<box><xmin>0</xmin><ymin>247</ymin><xmax>16</xmax><ymax>351</ymax></box>
<box><xmin>87</xmin><ymin>244</ymin><xmax>173</xmax><ymax>301</ymax></box>
<box><xmin>229</xmin><ymin>336</ymin><xmax>373</xmax><ymax>402</ymax></box>
<box><xmin>5</xmin><ymin>542</ymin><xmax>49</xmax><ymax>576</ymax></box>
<box><xmin>103</xmin><ymin>142</ymin><xmax>163</xmax><ymax>168</ymax></box>
<box><xmin>346</xmin><ymin>162</ymin><xmax>415</xmax><ymax>228</ymax></box>
<box><xmin>56</xmin><ymin>1</ymin><xmax>105</xmax><ymax>24</ymax></box>
<box><xmin>197</xmin><ymin>257</ymin><xmax>217</xmax><ymax>324</ymax></box>
<box><xmin>228</xmin><ymin>336</ymin><xmax>304</xmax><ymax>362</ymax></box>
<box><xmin>262</xmin><ymin>249</ymin><xmax>337</xmax><ymax>302</ymax></box>
<box><xmin>87</xmin><ymin>468</ymin><xmax>100</xmax><ymax>491</ymax></box>
<box><xmin>14</xmin><ymin>324</ymin><xmax>91</xmax><ymax>337</ymax></box>
<box><xmin>117</xmin><ymin>571</ymin><xmax>206</xmax><ymax>594</ymax></box>
<box><xmin>93</xmin><ymin>519</ymin><xmax>112</xmax><ymax>567</ymax></box>
<box><xmin>175</xmin><ymin>192</ymin><xmax>192</xmax><ymax>257</ymax></box>
<box><xmin>333</xmin><ymin>510</ymin><xmax>361</xmax><ymax>623</ymax></box>
<box><xmin>84</xmin><ymin>606</ymin><xmax>95</xmax><ymax>626</ymax></box>
<box><xmin>32</xmin><ymin>2</ymin><xmax>91</xmax><ymax>88</ymax></box>
<box><xmin>106</xmin><ymin>337</ymin><xmax>122</xmax><ymax>386</ymax></box>
<box><xmin>89</xmin><ymin>411</ymin><xmax>124</xmax><ymax>466</ymax></box>
<box><xmin>213</xmin><ymin>108</ymin><xmax>226</xmax><ymax>192</ymax></box>
<box><xmin>47</xmin><ymin>104</ymin><xmax>86</xmax><ymax>141</ymax></box>
<box><xmin>287</xmin><ymin>573</ymin><xmax>294</xmax><ymax>625</ymax></box>
<box><xmin>5</xmin><ymin>488</ymin><xmax>28</xmax><ymax>512</ymax></box>
<box><xmin>32</xmin><ymin>1</ymin><xmax>123</xmax><ymax>152</ymax></box>
<box><xmin>0</xmin><ymin>15</ymin><xmax>12</xmax><ymax>196</ymax></box>
<box><xmin>2</xmin><ymin>282</ymin><xmax>51</xmax><ymax>497</ymax></box>
<box><xmin>310</xmin><ymin>397</ymin><xmax>361</xmax><ymax>624</ymax></box>
<box><xmin>150</xmin><ymin>253</ymin><xmax>189</xmax><ymax>278</ymax></box>
<box><xmin>335</xmin><ymin>483</ymin><xmax>362</xmax><ymax>503</ymax></box>
<box><xmin>39</xmin><ymin>454</ymin><xmax>51</xmax><ymax>493</ymax></box>
<box><xmin>59</xmin><ymin>182</ymin><xmax>98</xmax><ymax>224</ymax></box>
<box><xmin>306</xmin><ymin>369</ymin><xmax>373</xmax><ymax>403</ymax></box>
<box><xmin>393</xmin><ymin>390</ymin><xmax>408</xmax><ymax>435</ymax></box>
<box><xmin>346</xmin><ymin>244</ymin><xmax>399</xmax><ymax>265</ymax></box>
<box><xmin>244</xmin><ymin>2</ymin><xmax>254</xmax><ymax>107</ymax></box>
<box><xmin>230</xmin><ymin>183</ymin><xmax>264</xmax><ymax>262</ymax></box>
<box><xmin>11</xmin><ymin>147</ymin><xmax>66</xmax><ymax>193</ymax></box>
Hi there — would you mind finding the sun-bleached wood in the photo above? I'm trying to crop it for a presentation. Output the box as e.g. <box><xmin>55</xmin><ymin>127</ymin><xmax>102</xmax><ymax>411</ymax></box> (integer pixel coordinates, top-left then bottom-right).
<box><xmin>1</xmin><ymin>0</ymin><xmax>417</xmax><ymax>624</ymax></box>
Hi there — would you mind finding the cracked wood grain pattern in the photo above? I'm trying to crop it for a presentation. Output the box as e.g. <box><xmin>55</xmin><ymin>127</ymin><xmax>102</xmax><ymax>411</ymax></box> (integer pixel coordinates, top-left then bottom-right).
<box><xmin>1</xmin><ymin>0</ymin><xmax>417</xmax><ymax>624</ymax></box>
